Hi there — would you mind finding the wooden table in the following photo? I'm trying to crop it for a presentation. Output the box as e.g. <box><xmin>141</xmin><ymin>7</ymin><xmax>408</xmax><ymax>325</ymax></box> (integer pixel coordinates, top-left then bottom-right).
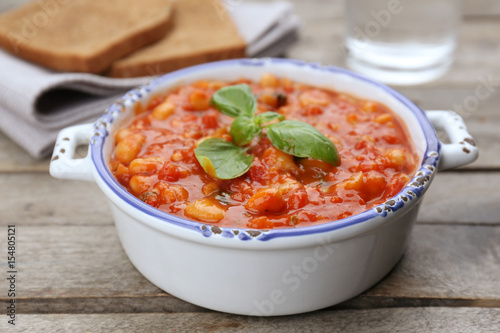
<box><xmin>1</xmin><ymin>0</ymin><xmax>500</xmax><ymax>331</ymax></box>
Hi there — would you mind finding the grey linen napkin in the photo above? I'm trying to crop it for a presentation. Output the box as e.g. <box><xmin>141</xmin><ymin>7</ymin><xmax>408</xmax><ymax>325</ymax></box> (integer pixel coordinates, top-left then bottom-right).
<box><xmin>0</xmin><ymin>0</ymin><xmax>300</xmax><ymax>159</ymax></box>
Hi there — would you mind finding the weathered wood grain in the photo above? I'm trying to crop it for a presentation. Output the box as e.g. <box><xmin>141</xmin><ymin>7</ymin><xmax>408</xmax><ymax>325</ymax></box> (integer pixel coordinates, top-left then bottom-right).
<box><xmin>2</xmin><ymin>225</ymin><xmax>161</xmax><ymax>299</ymax></box>
<box><xmin>1</xmin><ymin>171</ymin><xmax>498</xmax><ymax>227</ymax></box>
<box><xmin>1</xmin><ymin>308</ymin><xmax>499</xmax><ymax>333</ymax></box>
<box><xmin>0</xmin><ymin>224</ymin><xmax>498</xmax><ymax>314</ymax></box>
<box><xmin>0</xmin><ymin>174</ymin><xmax>112</xmax><ymax>226</ymax></box>
<box><xmin>0</xmin><ymin>132</ymin><xmax>49</xmax><ymax>173</ymax></box>
<box><xmin>417</xmin><ymin>172</ymin><xmax>500</xmax><ymax>224</ymax></box>
<box><xmin>364</xmin><ymin>224</ymin><xmax>500</xmax><ymax>300</ymax></box>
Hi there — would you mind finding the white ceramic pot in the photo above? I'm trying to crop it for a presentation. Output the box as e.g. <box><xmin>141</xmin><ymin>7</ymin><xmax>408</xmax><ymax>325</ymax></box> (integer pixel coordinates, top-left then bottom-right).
<box><xmin>49</xmin><ymin>58</ymin><xmax>478</xmax><ymax>316</ymax></box>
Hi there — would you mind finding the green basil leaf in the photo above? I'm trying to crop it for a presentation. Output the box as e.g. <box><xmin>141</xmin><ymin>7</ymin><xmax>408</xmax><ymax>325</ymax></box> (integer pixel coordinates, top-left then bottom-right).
<box><xmin>255</xmin><ymin>111</ymin><xmax>285</xmax><ymax>125</ymax></box>
<box><xmin>230</xmin><ymin>116</ymin><xmax>261</xmax><ymax>146</ymax></box>
<box><xmin>266</xmin><ymin>120</ymin><xmax>340</xmax><ymax>166</ymax></box>
<box><xmin>195</xmin><ymin>138</ymin><xmax>253</xmax><ymax>179</ymax></box>
<box><xmin>210</xmin><ymin>84</ymin><xmax>256</xmax><ymax>118</ymax></box>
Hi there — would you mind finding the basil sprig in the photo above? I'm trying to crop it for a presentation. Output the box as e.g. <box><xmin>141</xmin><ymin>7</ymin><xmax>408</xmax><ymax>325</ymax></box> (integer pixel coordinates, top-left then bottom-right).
<box><xmin>194</xmin><ymin>84</ymin><xmax>339</xmax><ymax>179</ymax></box>
<box><xmin>230</xmin><ymin>116</ymin><xmax>261</xmax><ymax>146</ymax></box>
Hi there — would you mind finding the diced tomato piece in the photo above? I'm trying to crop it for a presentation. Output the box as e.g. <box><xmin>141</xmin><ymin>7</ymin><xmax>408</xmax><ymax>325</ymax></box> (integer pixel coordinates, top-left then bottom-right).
<box><xmin>227</xmin><ymin>179</ymin><xmax>253</xmax><ymax>196</ymax></box>
<box><xmin>171</xmin><ymin>148</ymin><xmax>197</xmax><ymax>164</ymax></box>
<box><xmin>154</xmin><ymin>181</ymin><xmax>189</xmax><ymax>205</ymax></box>
<box><xmin>158</xmin><ymin>162</ymin><xmax>189</xmax><ymax>182</ymax></box>
<box><xmin>337</xmin><ymin>211</ymin><xmax>353</xmax><ymax>220</ymax></box>
<box><xmin>158</xmin><ymin>162</ymin><xmax>180</xmax><ymax>182</ymax></box>
<box><xmin>139</xmin><ymin>191</ymin><xmax>159</xmax><ymax>206</ymax></box>
<box><xmin>305</xmin><ymin>187</ymin><xmax>326</xmax><ymax>205</ymax></box>
<box><xmin>146</xmin><ymin>96</ymin><xmax>165</xmax><ymax>111</ymax></box>
<box><xmin>248</xmin><ymin>159</ymin><xmax>269</xmax><ymax>183</ymax></box>
<box><xmin>386</xmin><ymin>173</ymin><xmax>411</xmax><ymax>197</ymax></box>
<box><xmin>201</xmin><ymin>110</ymin><xmax>219</xmax><ymax>129</ymax></box>
<box><xmin>285</xmin><ymin>187</ymin><xmax>309</xmax><ymax>210</ymax></box>
<box><xmin>354</xmin><ymin>140</ymin><xmax>368</xmax><ymax>150</ymax></box>
<box><xmin>330</xmin><ymin>196</ymin><xmax>343</xmax><ymax>204</ymax></box>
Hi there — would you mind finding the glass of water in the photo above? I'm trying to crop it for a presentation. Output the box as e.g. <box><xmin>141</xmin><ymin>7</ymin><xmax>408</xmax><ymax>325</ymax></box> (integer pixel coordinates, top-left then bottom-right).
<box><xmin>344</xmin><ymin>0</ymin><xmax>463</xmax><ymax>85</ymax></box>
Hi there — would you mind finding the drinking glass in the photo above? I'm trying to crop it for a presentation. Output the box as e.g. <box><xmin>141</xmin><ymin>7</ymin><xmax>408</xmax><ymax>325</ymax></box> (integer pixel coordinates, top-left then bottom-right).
<box><xmin>344</xmin><ymin>0</ymin><xmax>463</xmax><ymax>85</ymax></box>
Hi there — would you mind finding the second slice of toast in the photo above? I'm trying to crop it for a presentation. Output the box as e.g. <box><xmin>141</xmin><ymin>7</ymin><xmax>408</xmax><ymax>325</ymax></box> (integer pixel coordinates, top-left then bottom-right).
<box><xmin>108</xmin><ymin>0</ymin><xmax>246</xmax><ymax>78</ymax></box>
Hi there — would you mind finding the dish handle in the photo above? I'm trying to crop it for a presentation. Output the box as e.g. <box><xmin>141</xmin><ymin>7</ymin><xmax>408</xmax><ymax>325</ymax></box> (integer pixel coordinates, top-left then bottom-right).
<box><xmin>426</xmin><ymin>110</ymin><xmax>478</xmax><ymax>170</ymax></box>
<box><xmin>49</xmin><ymin>123</ymin><xmax>95</xmax><ymax>182</ymax></box>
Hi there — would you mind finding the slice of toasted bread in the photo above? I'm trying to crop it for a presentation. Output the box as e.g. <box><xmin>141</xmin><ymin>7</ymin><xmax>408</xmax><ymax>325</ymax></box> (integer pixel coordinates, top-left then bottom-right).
<box><xmin>108</xmin><ymin>0</ymin><xmax>246</xmax><ymax>78</ymax></box>
<box><xmin>0</xmin><ymin>0</ymin><xmax>174</xmax><ymax>73</ymax></box>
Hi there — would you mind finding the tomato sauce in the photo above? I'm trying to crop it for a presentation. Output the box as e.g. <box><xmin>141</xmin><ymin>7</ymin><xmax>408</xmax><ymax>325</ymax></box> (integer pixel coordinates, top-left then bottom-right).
<box><xmin>109</xmin><ymin>74</ymin><xmax>418</xmax><ymax>229</ymax></box>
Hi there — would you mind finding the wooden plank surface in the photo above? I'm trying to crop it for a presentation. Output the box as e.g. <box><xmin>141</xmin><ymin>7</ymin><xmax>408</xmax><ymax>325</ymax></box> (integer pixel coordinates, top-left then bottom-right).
<box><xmin>1</xmin><ymin>224</ymin><xmax>498</xmax><ymax>314</ymax></box>
<box><xmin>364</xmin><ymin>224</ymin><xmax>500</xmax><ymax>301</ymax></box>
<box><xmin>0</xmin><ymin>132</ymin><xmax>49</xmax><ymax>173</ymax></box>
<box><xmin>0</xmin><ymin>174</ymin><xmax>113</xmax><ymax>226</ymax></box>
<box><xmin>1</xmin><ymin>308</ymin><xmax>499</xmax><ymax>333</ymax></box>
<box><xmin>418</xmin><ymin>173</ymin><xmax>500</xmax><ymax>224</ymax></box>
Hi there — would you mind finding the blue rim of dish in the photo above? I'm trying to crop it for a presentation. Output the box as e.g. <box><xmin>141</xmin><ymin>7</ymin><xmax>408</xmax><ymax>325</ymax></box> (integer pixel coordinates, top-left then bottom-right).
<box><xmin>90</xmin><ymin>58</ymin><xmax>440</xmax><ymax>241</ymax></box>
